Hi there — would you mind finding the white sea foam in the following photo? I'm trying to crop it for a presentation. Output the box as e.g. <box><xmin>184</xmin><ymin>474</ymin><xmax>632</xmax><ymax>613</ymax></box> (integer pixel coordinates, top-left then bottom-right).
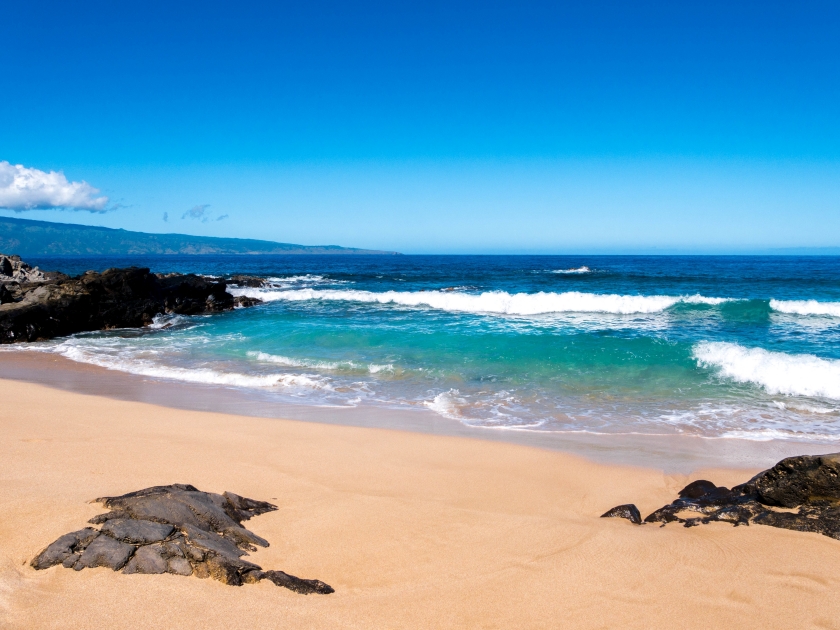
<box><xmin>681</xmin><ymin>295</ymin><xmax>734</xmax><ymax>305</ymax></box>
<box><xmin>229</xmin><ymin>274</ymin><xmax>342</xmax><ymax>291</ymax></box>
<box><xmin>424</xmin><ymin>389</ymin><xmax>466</xmax><ymax>419</ymax></box>
<box><xmin>770</xmin><ymin>299</ymin><xmax>840</xmax><ymax>318</ymax></box>
<box><xmin>773</xmin><ymin>401</ymin><xmax>838</xmax><ymax>414</ymax></box>
<box><xmin>693</xmin><ymin>341</ymin><xmax>840</xmax><ymax>400</ymax></box>
<box><xmin>720</xmin><ymin>429</ymin><xmax>840</xmax><ymax>442</ymax></box>
<box><xmin>422</xmin><ymin>389</ymin><xmax>546</xmax><ymax>428</ymax></box>
<box><xmin>148</xmin><ymin>313</ymin><xmax>191</xmax><ymax>329</ymax></box>
<box><xmin>264</xmin><ymin>274</ymin><xmax>328</xmax><ymax>285</ymax></box>
<box><xmin>248</xmin><ymin>351</ymin><xmax>393</xmax><ymax>374</ymax></box>
<box><xmin>552</xmin><ymin>266</ymin><xmax>591</xmax><ymax>274</ymax></box>
<box><xmin>229</xmin><ymin>287</ymin><xmax>732</xmax><ymax>315</ymax></box>
<box><xmin>52</xmin><ymin>343</ymin><xmax>332</xmax><ymax>390</ymax></box>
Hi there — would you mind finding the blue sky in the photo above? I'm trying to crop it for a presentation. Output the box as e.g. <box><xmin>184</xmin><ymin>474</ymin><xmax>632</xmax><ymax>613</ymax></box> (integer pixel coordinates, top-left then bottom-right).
<box><xmin>1</xmin><ymin>1</ymin><xmax>839</xmax><ymax>253</ymax></box>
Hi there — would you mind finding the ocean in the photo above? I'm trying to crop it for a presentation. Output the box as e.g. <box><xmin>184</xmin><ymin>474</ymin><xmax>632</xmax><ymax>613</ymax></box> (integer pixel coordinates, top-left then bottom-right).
<box><xmin>14</xmin><ymin>255</ymin><xmax>840</xmax><ymax>443</ymax></box>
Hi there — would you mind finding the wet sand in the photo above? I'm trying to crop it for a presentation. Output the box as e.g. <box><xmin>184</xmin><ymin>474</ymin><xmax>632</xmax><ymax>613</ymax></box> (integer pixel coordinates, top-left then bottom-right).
<box><xmin>0</xmin><ymin>351</ymin><xmax>830</xmax><ymax>473</ymax></box>
<box><xmin>1</xmin><ymin>373</ymin><xmax>840</xmax><ymax>629</ymax></box>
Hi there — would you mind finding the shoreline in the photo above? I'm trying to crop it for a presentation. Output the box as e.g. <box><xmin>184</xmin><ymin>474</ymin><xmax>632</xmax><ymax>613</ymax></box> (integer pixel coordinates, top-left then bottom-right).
<box><xmin>1</xmin><ymin>373</ymin><xmax>839</xmax><ymax>628</ymax></box>
<box><xmin>0</xmin><ymin>350</ymin><xmax>832</xmax><ymax>473</ymax></box>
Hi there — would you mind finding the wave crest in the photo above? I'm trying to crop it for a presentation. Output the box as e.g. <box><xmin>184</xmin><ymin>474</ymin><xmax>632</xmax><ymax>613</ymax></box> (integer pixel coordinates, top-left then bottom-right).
<box><xmin>552</xmin><ymin>266</ymin><xmax>591</xmax><ymax>274</ymax></box>
<box><xmin>693</xmin><ymin>341</ymin><xmax>840</xmax><ymax>400</ymax></box>
<box><xmin>229</xmin><ymin>287</ymin><xmax>731</xmax><ymax>315</ymax></box>
<box><xmin>770</xmin><ymin>299</ymin><xmax>840</xmax><ymax>318</ymax></box>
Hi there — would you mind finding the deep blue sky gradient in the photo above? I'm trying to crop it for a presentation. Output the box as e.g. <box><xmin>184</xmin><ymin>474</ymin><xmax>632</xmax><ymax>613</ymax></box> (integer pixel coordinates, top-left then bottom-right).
<box><xmin>2</xmin><ymin>1</ymin><xmax>839</xmax><ymax>252</ymax></box>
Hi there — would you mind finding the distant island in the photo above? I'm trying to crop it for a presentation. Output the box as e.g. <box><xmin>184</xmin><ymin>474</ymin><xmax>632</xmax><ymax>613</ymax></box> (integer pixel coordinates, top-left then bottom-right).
<box><xmin>0</xmin><ymin>216</ymin><xmax>400</xmax><ymax>256</ymax></box>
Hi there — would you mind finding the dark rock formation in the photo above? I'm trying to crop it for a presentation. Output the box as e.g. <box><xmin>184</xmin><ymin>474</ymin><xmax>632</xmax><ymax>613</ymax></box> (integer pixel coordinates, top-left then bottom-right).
<box><xmin>226</xmin><ymin>275</ymin><xmax>266</xmax><ymax>308</ymax></box>
<box><xmin>0</xmin><ymin>283</ymin><xmax>15</xmax><ymax>305</ymax></box>
<box><xmin>0</xmin><ymin>254</ymin><xmax>46</xmax><ymax>284</ymax></box>
<box><xmin>600</xmin><ymin>504</ymin><xmax>642</xmax><ymax>525</ymax></box>
<box><xmin>74</xmin><ymin>535</ymin><xmax>136</xmax><ymax>570</ymax></box>
<box><xmin>100</xmin><ymin>518</ymin><xmax>174</xmax><ymax>544</ymax></box>
<box><xmin>750</xmin><ymin>452</ymin><xmax>840</xmax><ymax>508</ymax></box>
<box><xmin>0</xmin><ymin>255</ymin><xmax>262</xmax><ymax>343</ymax></box>
<box><xmin>30</xmin><ymin>528</ymin><xmax>100</xmax><ymax>570</ymax></box>
<box><xmin>233</xmin><ymin>295</ymin><xmax>263</xmax><ymax>308</ymax></box>
<box><xmin>602</xmin><ymin>453</ymin><xmax>840</xmax><ymax>540</ymax></box>
<box><xmin>227</xmin><ymin>275</ymin><xmax>269</xmax><ymax>288</ymax></box>
<box><xmin>31</xmin><ymin>484</ymin><xmax>334</xmax><ymax>594</ymax></box>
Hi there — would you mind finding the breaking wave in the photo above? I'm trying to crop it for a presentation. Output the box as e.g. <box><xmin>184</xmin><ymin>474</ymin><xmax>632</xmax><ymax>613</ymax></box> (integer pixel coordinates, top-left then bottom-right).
<box><xmin>229</xmin><ymin>287</ymin><xmax>731</xmax><ymax>316</ymax></box>
<box><xmin>693</xmin><ymin>341</ymin><xmax>840</xmax><ymax>400</ymax></box>
<box><xmin>770</xmin><ymin>299</ymin><xmax>840</xmax><ymax>318</ymax></box>
<box><xmin>552</xmin><ymin>266</ymin><xmax>591</xmax><ymax>274</ymax></box>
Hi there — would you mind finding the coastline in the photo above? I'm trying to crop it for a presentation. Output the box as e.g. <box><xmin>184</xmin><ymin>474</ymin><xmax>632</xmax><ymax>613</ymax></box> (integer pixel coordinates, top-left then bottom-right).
<box><xmin>2</xmin><ymin>372</ymin><xmax>840</xmax><ymax>628</ymax></box>
<box><xmin>0</xmin><ymin>350</ymin><xmax>832</xmax><ymax>473</ymax></box>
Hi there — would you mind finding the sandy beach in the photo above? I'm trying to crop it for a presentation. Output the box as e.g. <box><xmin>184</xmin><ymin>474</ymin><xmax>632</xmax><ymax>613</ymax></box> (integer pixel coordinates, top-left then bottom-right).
<box><xmin>1</xmin><ymin>375</ymin><xmax>839</xmax><ymax>629</ymax></box>
<box><xmin>4</xmin><ymin>0</ymin><xmax>839</xmax><ymax>625</ymax></box>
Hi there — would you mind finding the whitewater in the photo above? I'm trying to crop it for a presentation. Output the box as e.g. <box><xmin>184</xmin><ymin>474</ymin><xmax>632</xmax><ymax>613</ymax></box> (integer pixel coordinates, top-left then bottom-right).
<box><xmin>12</xmin><ymin>254</ymin><xmax>840</xmax><ymax>443</ymax></box>
<box><xmin>228</xmin><ymin>286</ymin><xmax>732</xmax><ymax>315</ymax></box>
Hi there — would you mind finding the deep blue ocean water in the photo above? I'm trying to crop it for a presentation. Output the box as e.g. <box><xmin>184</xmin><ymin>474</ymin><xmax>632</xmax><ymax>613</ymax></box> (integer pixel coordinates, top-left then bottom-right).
<box><xmin>15</xmin><ymin>255</ymin><xmax>840</xmax><ymax>442</ymax></box>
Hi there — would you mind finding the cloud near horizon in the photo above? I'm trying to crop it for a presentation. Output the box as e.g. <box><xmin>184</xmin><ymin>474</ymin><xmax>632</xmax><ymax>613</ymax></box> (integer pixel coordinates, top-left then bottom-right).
<box><xmin>0</xmin><ymin>161</ymin><xmax>109</xmax><ymax>212</ymax></box>
<box><xmin>182</xmin><ymin>204</ymin><xmax>210</xmax><ymax>221</ymax></box>
<box><xmin>182</xmin><ymin>204</ymin><xmax>228</xmax><ymax>223</ymax></box>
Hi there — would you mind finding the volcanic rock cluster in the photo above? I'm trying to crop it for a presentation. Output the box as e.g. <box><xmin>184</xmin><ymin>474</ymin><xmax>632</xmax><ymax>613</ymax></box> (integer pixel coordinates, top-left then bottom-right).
<box><xmin>0</xmin><ymin>255</ymin><xmax>263</xmax><ymax>343</ymax></box>
<box><xmin>602</xmin><ymin>453</ymin><xmax>840</xmax><ymax>539</ymax></box>
<box><xmin>31</xmin><ymin>484</ymin><xmax>334</xmax><ymax>594</ymax></box>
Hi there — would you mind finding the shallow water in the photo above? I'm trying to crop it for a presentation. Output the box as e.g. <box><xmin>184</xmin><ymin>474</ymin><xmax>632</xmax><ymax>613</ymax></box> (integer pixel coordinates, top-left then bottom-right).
<box><xmin>12</xmin><ymin>254</ymin><xmax>840</xmax><ymax>443</ymax></box>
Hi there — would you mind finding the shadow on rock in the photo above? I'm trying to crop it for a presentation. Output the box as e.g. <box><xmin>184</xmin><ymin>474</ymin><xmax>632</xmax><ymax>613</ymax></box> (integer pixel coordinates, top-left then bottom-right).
<box><xmin>601</xmin><ymin>453</ymin><xmax>840</xmax><ymax>540</ymax></box>
<box><xmin>30</xmin><ymin>484</ymin><xmax>334</xmax><ymax>594</ymax></box>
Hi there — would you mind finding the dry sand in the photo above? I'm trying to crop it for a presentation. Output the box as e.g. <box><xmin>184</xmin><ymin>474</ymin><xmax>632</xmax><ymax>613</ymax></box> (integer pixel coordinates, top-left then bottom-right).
<box><xmin>1</xmin><ymin>377</ymin><xmax>839</xmax><ymax>629</ymax></box>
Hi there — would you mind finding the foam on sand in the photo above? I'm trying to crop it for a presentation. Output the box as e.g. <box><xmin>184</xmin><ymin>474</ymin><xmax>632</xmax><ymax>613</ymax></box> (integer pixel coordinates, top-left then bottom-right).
<box><xmin>693</xmin><ymin>341</ymin><xmax>840</xmax><ymax>400</ymax></box>
<box><xmin>52</xmin><ymin>343</ymin><xmax>332</xmax><ymax>390</ymax></box>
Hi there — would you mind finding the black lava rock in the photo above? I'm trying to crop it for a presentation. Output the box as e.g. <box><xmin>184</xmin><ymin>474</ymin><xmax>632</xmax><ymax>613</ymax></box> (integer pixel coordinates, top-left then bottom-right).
<box><xmin>30</xmin><ymin>484</ymin><xmax>334</xmax><ymax>594</ymax></box>
<box><xmin>747</xmin><ymin>453</ymin><xmax>840</xmax><ymax>508</ymax></box>
<box><xmin>606</xmin><ymin>453</ymin><xmax>840</xmax><ymax>541</ymax></box>
<box><xmin>600</xmin><ymin>504</ymin><xmax>642</xmax><ymax>525</ymax></box>
<box><xmin>0</xmin><ymin>256</ymin><xmax>262</xmax><ymax>343</ymax></box>
<box><xmin>226</xmin><ymin>275</ymin><xmax>268</xmax><ymax>288</ymax></box>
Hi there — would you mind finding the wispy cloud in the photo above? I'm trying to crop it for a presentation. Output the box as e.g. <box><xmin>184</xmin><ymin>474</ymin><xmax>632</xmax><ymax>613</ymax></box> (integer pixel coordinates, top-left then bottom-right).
<box><xmin>0</xmin><ymin>161</ymin><xmax>109</xmax><ymax>212</ymax></box>
<box><xmin>216</xmin><ymin>214</ymin><xmax>229</xmax><ymax>221</ymax></box>
<box><xmin>182</xmin><ymin>204</ymin><xmax>211</xmax><ymax>221</ymax></box>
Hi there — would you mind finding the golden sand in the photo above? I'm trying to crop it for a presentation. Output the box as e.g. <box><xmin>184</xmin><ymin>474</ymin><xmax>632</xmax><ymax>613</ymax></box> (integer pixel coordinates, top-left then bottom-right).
<box><xmin>1</xmin><ymin>378</ymin><xmax>839</xmax><ymax>629</ymax></box>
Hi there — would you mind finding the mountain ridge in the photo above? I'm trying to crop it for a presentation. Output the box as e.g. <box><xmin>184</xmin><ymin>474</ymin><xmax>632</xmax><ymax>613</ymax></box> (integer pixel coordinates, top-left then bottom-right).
<box><xmin>0</xmin><ymin>216</ymin><xmax>400</xmax><ymax>256</ymax></box>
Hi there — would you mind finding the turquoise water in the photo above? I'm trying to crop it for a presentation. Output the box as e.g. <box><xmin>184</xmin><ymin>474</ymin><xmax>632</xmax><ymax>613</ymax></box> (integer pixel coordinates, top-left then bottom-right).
<box><xmin>17</xmin><ymin>255</ymin><xmax>840</xmax><ymax>442</ymax></box>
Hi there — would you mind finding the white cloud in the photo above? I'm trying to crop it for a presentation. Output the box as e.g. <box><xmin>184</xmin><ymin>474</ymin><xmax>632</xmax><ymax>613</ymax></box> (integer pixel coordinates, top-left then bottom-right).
<box><xmin>0</xmin><ymin>161</ymin><xmax>109</xmax><ymax>212</ymax></box>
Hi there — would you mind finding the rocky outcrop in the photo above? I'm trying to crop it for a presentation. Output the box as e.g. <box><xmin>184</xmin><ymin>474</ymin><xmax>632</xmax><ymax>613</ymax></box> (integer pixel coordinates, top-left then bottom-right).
<box><xmin>0</xmin><ymin>255</ymin><xmax>262</xmax><ymax>343</ymax></box>
<box><xmin>233</xmin><ymin>295</ymin><xmax>263</xmax><ymax>308</ymax></box>
<box><xmin>226</xmin><ymin>275</ymin><xmax>269</xmax><ymax>288</ymax></box>
<box><xmin>0</xmin><ymin>254</ymin><xmax>47</xmax><ymax>284</ymax></box>
<box><xmin>601</xmin><ymin>453</ymin><xmax>840</xmax><ymax>540</ymax></box>
<box><xmin>226</xmin><ymin>275</ymin><xmax>267</xmax><ymax>308</ymax></box>
<box><xmin>31</xmin><ymin>484</ymin><xmax>334</xmax><ymax>594</ymax></box>
<box><xmin>600</xmin><ymin>503</ymin><xmax>642</xmax><ymax>525</ymax></box>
